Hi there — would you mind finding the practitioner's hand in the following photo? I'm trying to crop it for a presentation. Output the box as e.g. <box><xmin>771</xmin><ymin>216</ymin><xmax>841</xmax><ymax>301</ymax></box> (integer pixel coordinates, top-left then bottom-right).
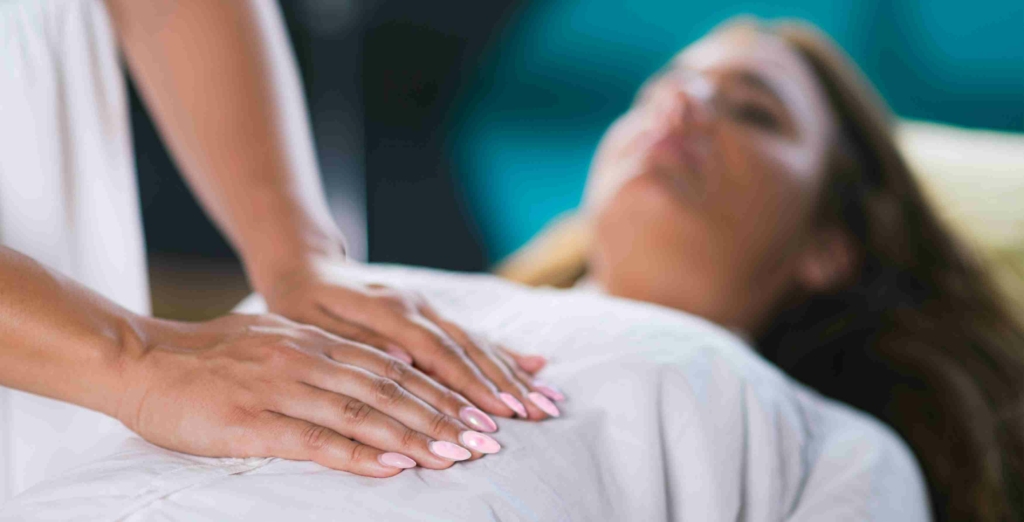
<box><xmin>262</xmin><ymin>260</ymin><xmax>564</xmax><ymax>421</ymax></box>
<box><xmin>115</xmin><ymin>313</ymin><xmax>505</xmax><ymax>477</ymax></box>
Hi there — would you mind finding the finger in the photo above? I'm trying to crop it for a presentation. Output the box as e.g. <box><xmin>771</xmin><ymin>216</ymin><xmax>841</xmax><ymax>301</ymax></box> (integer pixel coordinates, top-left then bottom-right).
<box><xmin>253</xmin><ymin>412</ymin><xmax>412</xmax><ymax>477</ymax></box>
<box><xmin>323</xmin><ymin>342</ymin><xmax>500</xmax><ymax>434</ymax></box>
<box><xmin>276</xmin><ymin>380</ymin><xmax>473</xmax><ymax>470</ymax></box>
<box><xmin>422</xmin><ymin>309</ymin><xmax>559</xmax><ymax>420</ymax></box>
<box><xmin>310</xmin><ymin>305</ymin><xmax>413</xmax><ymax>364</ymax></box>
<box><xmin>499</xmin><ymin>347</ymin><xmax>548</xmax><ymax>375</ymax></box>
<box><xmin>337</xmin><ymin>295</ymin><xmax>515</xmax><ymax>418</ymax></box>
<box><xmin>306</xmin><ymin>359</ymin><xmax>500</xmax><ymax>458</ymax></box>
<box><xmin>495</xmin><ymin>348</ymin><xmax>564</xmax><ymax>402</ymax></box>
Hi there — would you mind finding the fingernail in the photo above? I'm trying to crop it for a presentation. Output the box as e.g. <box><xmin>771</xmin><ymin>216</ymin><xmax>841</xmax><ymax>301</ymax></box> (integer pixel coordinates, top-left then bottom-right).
<box><xmin>385</xmin><ymin>345</ymin><xmax>413</xmax><ymax>365</ymax></box>
<box><xmin>499</xmin><ymin>392</ymin><xmax>528</xmax><ymax>418</ymax></box>
<box><xmin>429</xmin><ymin>440</ymin><xmax>471</xmax><ymax>461</ymax></box>
<box><xmin>533</xmin><ymin>381</ymin><xmax>565</xmax><ymax>402</ymax></box>
<box><xmin>378</xmin><ymin>452</ymin><xmax>416</xmax><ymax>469</ymax></box>
<box><xmin>459</xmin><ymin>406</ymin><xmax>498</xmax><ymax>433</ymax></box>
<box><xmin>460</xmin><ymin>431</ymin><xmax>501</xmax><ymax>454</ymax></box>
<box><xmin>527</xmin><ymin>392</ymin><xmax>561</xmax><ymax>417</ymax></box>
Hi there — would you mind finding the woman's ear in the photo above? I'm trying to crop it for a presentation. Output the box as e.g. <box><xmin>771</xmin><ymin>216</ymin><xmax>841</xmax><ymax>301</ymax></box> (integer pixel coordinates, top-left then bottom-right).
<box><xmin>795</xmin><ymin>225</ymin><xmax>858</xmax><ymax>292</ymax></box>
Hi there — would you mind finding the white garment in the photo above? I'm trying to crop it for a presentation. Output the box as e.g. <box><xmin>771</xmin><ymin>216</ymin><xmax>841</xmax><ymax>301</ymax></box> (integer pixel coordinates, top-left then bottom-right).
<box><xmin>0</xmin><ymin>264</ymin><xmax>931</xmax><ymax>521</ymax></box>
<box><xmin>0</xmin><ymin>0</ymin><xmax>148</xmax><ymax>504</ymax></box>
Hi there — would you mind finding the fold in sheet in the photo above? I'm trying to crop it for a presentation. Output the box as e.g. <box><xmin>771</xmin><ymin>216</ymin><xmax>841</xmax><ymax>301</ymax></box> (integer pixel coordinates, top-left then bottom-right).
<box><xmin>1</xmin><ymin>264</ymin><xmax>931</xmax><ymax>521</ymax></box>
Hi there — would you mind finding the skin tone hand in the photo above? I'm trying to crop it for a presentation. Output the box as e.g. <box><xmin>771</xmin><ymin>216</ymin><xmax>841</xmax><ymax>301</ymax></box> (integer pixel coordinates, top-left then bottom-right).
<box><xmin>263</xmin><ymin>261</ymin><xmax>564</xmax><ymax>419</ymax></box>
<box><xmin>104</xmin><ymin>0</ymin><xmax>563</xmax><ymax>420</ymax></box>
<box><xmin>0</xmin><ymin>248</ymin><xmax>501</xmax><ymax>477</ymax></box>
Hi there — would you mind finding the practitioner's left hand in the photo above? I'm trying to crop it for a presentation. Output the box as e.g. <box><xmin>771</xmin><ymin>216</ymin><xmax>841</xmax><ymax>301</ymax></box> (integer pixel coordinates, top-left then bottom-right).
<box><xmin>263</xmin><ymin>259</ymin><xmax>564</xmax><ymax>421</ymax></box>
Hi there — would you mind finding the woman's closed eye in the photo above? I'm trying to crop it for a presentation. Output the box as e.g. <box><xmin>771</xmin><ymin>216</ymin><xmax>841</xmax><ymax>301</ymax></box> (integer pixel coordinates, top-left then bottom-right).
<box><xmin>726</xmin><ymin>100</ymin><xmax>783</xmax><ymax>131</ymax></box>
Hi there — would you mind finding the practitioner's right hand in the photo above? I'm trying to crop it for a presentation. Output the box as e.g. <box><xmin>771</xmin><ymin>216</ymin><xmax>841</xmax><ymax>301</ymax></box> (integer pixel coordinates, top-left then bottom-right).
<box><xmin>114</xmin><ymin>313</ymin><xmax>503</xmax><ymax>477</ymax></box>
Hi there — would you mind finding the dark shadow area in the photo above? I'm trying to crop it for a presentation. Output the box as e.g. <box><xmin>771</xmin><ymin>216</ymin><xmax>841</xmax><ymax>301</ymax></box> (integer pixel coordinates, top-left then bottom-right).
<box><xmin>134</xmin><ymin>0</ymin><xmax>524</xmax><ymax>319</ymax></box>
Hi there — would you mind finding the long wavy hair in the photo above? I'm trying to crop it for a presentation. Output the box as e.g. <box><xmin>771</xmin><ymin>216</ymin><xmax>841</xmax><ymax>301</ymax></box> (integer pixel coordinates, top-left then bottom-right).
<box><xmin>760</xmin><ymin>20</ymin><xmax>1023</xmax><ymax>522</ymax></box>
<box><xmin>497</xmin><ymin>19</ymin><xmax>1024</xmax><ymax>522</ymax></box>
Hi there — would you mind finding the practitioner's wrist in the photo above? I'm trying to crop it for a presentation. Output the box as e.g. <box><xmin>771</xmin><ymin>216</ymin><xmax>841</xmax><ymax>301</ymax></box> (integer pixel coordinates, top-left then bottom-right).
<box><xmin>73</xmin><ymin>312</ymin><xmax>154</xmax><ymax>423</ymax></box>
<box><xmin>243</xmin><ymin>230</ymin><xmax>348</xmax><ymax>302</ymax></box>
<box><xmin>247</xmin><ymin>242</ymin><xmax>348</xmax><ymax>307</ymax></box>
<box><xmin>102</xmin><ymin>314</ymin><xmax>186</xmax><ymax>428</ymax></box>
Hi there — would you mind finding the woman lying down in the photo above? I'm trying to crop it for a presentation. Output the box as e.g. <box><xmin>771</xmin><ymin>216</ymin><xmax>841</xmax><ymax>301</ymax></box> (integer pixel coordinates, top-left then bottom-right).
<box><xmin>4</xmin><ymin>18</ymin><xmax>1022</xmax><ymax>522</ymax></box>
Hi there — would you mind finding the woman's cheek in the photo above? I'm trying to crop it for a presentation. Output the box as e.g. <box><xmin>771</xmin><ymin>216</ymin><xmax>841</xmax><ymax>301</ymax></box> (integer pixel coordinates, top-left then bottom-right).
<box><xmin>583</xmin><ymin>112</ymin><xmax>652</xmax><ymax>214</ymax></box>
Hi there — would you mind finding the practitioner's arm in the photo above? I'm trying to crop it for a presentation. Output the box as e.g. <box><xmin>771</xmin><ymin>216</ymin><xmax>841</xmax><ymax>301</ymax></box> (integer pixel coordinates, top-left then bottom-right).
<box><xmin>104</xmin><ymin>0</ymin><xmax>555</xmax><ymax>419</ymax></box>
<box><xmin>0</xmin><ymin>246</ymin><xmax>501</xmax><ymax>475</ymax></box>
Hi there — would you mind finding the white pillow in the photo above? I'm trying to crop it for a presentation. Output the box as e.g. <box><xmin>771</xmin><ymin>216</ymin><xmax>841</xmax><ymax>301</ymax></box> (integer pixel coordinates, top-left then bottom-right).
<box><xmin>898</xmin><ymin>120</ymin><xmax>1024</xmax><ymax>251</ymax></box>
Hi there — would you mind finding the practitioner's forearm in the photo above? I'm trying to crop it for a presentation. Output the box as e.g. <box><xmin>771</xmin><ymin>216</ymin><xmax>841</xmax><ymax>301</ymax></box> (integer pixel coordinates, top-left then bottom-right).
<box><xmin>0</xmin><ymin>247</ymin><xmax>516</xmax><ymax>475</ymax></box>
<box><xmin>101</xmin><ymin>1</ymin><xmax>555</xmax><ymax>423</ymax></box>
<box><xmin>0</xmin><ymin>247</ymin><xmax>148</xmax><ymax>419</ymax></box>
<box><xmin>105</xmin><ymin>0</ymin><xmax>345</xmax><ymax>296</ymax></box>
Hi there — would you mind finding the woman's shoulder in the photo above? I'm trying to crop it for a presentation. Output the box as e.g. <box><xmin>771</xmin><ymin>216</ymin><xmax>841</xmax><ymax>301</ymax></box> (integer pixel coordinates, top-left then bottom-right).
<box><xmin>787</xmin><ymin>389</ymin><xmax>933</xmax><ymax>521</ymax></box>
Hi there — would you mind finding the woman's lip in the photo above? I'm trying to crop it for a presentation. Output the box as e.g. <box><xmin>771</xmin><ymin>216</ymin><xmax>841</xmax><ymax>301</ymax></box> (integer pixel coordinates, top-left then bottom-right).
<box><xmin>631</xmin><ymin>129</ymin><xmax>709</xmax><ymax>204</ymax></box>
<box><xmin>643</xmin><ymin>131</ymin><xmax>706</xmax><ymax>184</ymax></box>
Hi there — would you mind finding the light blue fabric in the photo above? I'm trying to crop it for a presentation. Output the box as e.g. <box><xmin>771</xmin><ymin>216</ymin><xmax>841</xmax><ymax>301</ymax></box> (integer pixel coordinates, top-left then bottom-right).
<box><xmin>450</xmin><ymin>0</ymin><xmax>1024</xmax><ymax>260</ymax></box>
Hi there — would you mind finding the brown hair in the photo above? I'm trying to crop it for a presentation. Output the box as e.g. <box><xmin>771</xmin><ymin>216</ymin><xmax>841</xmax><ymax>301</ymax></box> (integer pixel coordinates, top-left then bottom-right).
<box><xmin>760</xmin><ymin>20</ymin><xmax>1024</xmax><ymax>521</ymax></box>
<box><xmin>497</xmin><ymin>18</ymin><xmax>1024</xmax><ymax>522</ymax></box>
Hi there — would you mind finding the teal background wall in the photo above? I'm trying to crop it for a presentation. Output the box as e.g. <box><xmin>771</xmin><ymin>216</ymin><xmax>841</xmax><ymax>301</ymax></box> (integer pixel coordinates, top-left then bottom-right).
<box><xmin>448</xmin><ymin>0</ymin><xmax>1024</xmax><ymax>262</ymax></box>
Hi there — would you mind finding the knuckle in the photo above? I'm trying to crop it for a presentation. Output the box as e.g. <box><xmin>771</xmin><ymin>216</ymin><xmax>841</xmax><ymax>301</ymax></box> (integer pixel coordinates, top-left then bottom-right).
<box><xmin>300</xmin><ymin>424</ymin><xmax>333</xmax><ymax>452</ymax></box>
<box><xmin>342</xmin><ymin>399</ymin><xmax>373</xmax><ymax>426</ymax></box>
<box><xmin>414</xmin><ymin>329</ymin><xmax>464</xmax><ymax>357</ymax></box>
<box><xmin>439</xmin><ymin>386</ymin><xmax>461</xmax><ymax>409</ymax></box>
<box><xmin>373</xmin><ymin>378</ymin><xmax>406</xmax><ymax>406</ymax></box>
<box><xmin>384</xmin><ymin>298</ymin><xmax>410</xmax><ymax>314</ymax></box>
<box><xmin>429</xmin><ymin>412</ymin><xmax>452</xmax><ymax>438</ymax></box>
<box><xmin>260</xmin><ymin>338</ymin><xmax>300</xmax><ymax>363</ymax></box>
<box><xmin>439</xmin><ymin>337</ymin><xmax>468</xmax><ymax>358</ymax></box>
<box><xmin>399</xmin><ymin>427</ymin><xmax>420</xmax><ymax>450</ymax></box>
<box><xmin>347</xmin><ymin>442</ymin><xmax>373</xmax><ymax>466</ymax></box>
<box><xmin>383</xmin><ymin>358</ymin><xmax>408</xmax><ymax>383</ymax></box>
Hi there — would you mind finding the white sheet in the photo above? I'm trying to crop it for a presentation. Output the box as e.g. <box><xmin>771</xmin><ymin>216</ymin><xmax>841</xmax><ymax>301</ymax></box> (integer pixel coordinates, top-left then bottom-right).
<box><xmin>0</xmin><ymin>264</ymin><xmax>931</xmax><ymax>521</ymax></box>
<box><xmin>0</xmin><ymin>0</ymin><xmax>150</xmax><ymax>504</ymax></box>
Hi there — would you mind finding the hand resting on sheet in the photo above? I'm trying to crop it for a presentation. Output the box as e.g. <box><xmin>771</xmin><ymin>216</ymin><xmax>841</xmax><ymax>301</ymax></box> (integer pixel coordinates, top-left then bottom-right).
<box><xmin>0</xmin><ymin>248</ymin><xmax>526</xmax><ymax>484</ymax></box>
<box><xmin>0</xmin><ymin>264</ymin><xmax>931</xmax><ymax>522</ymax></box>
<box><xmin>117</xmin><ymin>312</ymin><xmax>507</xmax><ymax>476</ymax></box>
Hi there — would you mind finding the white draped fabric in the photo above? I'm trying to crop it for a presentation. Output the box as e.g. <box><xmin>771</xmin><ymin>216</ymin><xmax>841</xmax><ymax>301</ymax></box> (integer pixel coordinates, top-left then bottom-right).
<box><xmin>0</xmin><ymin>0</ymin><xmax>147</xmax><ymax>504</ymax></box>
<box><xmin>2</xmin><ymin>264</ymin><xmax>930</xmax><ymax>521</ymax></box>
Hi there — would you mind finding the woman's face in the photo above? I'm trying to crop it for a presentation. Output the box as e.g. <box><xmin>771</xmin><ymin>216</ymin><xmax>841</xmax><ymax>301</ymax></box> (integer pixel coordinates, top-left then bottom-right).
<box><xmin>586</xmin><ymin>27</ymin><xmax>842</xmax><ymax>333</ymax></box>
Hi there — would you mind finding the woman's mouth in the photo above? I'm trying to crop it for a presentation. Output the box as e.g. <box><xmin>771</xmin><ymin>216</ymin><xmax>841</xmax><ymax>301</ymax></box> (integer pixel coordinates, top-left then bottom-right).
<box><xmin>636</xmin><ymin>129</ymin><xmax>709</xmax><ymax>203</ymax></box>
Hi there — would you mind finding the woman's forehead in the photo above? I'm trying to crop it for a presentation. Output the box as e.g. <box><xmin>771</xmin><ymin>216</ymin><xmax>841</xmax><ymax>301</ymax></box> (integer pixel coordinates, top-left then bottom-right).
<box><xmin>675</xmin><ymin>28</ymin><xmax>836</xmax><ymax>137</ymax></box>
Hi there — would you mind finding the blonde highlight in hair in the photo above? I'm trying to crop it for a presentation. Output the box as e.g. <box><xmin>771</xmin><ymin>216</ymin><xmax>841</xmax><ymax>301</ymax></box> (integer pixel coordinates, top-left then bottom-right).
<box><xmin>498</xmin><ymin>17</ymin><xmax>1024</xmax><ymax>521</ymax></box>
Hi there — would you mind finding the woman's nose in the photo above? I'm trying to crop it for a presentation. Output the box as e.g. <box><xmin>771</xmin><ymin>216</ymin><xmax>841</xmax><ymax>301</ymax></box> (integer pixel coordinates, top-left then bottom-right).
<box><xmin>651</xmin><ymin>72</ymin><xmax>715</xmax><ymax>133</ymax></box>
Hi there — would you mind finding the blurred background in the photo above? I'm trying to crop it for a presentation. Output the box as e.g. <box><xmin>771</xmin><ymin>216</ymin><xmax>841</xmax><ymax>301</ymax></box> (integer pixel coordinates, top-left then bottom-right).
<box><xmin>137</xmin><ymin>0</ymin><xmax>1024</xmax><ymax>320</ymax></box>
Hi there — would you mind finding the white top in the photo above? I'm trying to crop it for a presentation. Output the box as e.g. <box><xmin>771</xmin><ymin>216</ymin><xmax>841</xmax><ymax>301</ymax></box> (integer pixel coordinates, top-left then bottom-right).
<box><xmin>0</xmin><ymin>0</ymin><xmax>148</xmax><ymax>504</ymax></box>
<box><xmin>1</xmin><ymin>264</ymin><xmax>932</xmax><ymax>521</ymax></box>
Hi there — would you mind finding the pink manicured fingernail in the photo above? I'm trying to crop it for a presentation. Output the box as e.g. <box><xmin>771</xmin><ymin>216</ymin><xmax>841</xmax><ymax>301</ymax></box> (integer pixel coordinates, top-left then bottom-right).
<box><xmin>429</xmin><ymin>441</ymin><xmax>471</xmax><ymax>461</ymax></box>
<box><xmin>378</xmin><ymin>452</ymin><xmax>416</xmax><ymax>469</ymax></box>
<box><xmin>533</xmin><ymin>381</ymin><xmax>565</xmax><ymax>402</ymax></box>
<box><xmin>459</xmin><ymin>406</ymin><xmax>498</xmax><ymax>433</ymax></box>
<box><xmin>499</xmin><ymin>392</ymin><xmax>528</xmax><ymax>418</ymax></box>
<box><xmin>460</xmin><ymin>431</ymin><xmax>501</xmax><ymax>454</ymax></box>
<box><xmin>527</xmin><ymin>392</ymin><xmax>561</xmax><ymax>417</ymax></box>
<box><xmin>385</xmin><ymin>345</ymin><xmax>413</xmax><ymax>364</ymax></box>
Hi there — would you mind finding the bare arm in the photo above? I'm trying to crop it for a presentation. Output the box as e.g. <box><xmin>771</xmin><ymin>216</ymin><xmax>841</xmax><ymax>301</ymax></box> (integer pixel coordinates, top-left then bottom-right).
<box><xmin>105</xmin><ymin>0</ymin><xmax>560</xmax><ymax>419</ymax></box>
<box><xmin>0</xmin><ymin>246</ymin><xmax>503</xmax><ymax>475</ymax></box>
<box><xmin>0</xmin><ymin>247</ymin><xmax>136</xmax><ymax>417</ymax></box>
<box><xmin>104</xmin><ymin>0</ymin><xmax>338</xmax><ymax>294</ymax></box>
